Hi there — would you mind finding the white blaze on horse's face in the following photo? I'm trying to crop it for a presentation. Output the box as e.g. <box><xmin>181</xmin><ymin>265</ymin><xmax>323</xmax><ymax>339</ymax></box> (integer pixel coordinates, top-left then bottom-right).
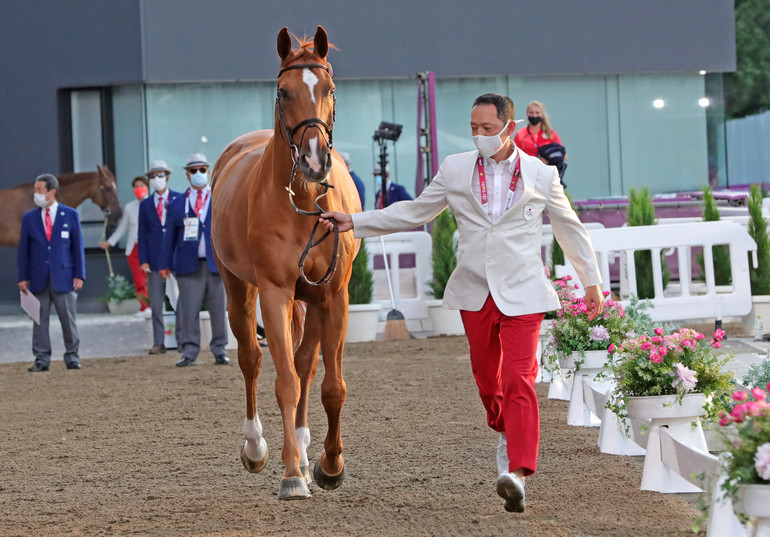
<box><xmin>301</xmin><ymin>68</ymin><xmax>323</xmax><ymax>172</ymax></box>
<box><xmin>302</xmin><ymin>68</ymin><xmax>319</xmax><ymax>105</ymax></box>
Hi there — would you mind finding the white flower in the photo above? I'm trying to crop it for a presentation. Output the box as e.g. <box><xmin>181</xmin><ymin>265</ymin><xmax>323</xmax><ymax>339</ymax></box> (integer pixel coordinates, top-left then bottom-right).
<box><xmin>755</xmin><ymin>442</ymin><xmax>770</xmax><ymax>481</ymax></box>
<box><xmin>589</xmin><ymin>325</ymin><xmax>610</xmax><ymax>342</ymax></box>
<box><xmin>671</xmin><ymin>362</ymin><xmax>697</xmax><ymax>392</ymax></box>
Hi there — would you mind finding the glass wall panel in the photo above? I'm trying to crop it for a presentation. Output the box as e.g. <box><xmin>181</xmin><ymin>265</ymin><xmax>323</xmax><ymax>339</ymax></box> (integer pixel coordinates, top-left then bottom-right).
<box><xmin>145</xmin><ymin>82</ymin><xmax>275</xmax><ymax>193</ymax></box>
<box><xmin>125</xmin><ymin>71</ymin><xmax>718</xmax><ymax>210</ymax></box>
<box><xmin>112</xmin><ymin>85</ymin><xmax>147</xmax><ymax>203</ymax></box>
<box><xmin>70</xmin><ymin>89</ymin><xmax>104</xmax><ymax>222</ymax></box>
<box><xmin>617</xmin><ymin>74</ymin><xmax>708</xmax><ymax>194</ymax></box>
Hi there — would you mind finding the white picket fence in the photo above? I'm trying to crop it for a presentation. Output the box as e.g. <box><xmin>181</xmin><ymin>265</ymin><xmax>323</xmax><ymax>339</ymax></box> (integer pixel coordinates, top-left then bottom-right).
<box><xmin>557</xmin><ymin>221</ymin><xmax>758</xmax><ymax>322</ymax></box>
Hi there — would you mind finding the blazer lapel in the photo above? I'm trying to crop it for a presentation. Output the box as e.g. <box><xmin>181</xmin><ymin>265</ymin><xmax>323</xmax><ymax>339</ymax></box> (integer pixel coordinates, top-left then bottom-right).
<box><xmin>497</xmin><ymin>154</ymin><xmax>535</xmax><ymax>224</ymax></box>
<box><xmin>464</xmin><ymin>151</ymin><xmax>493</xmax><ymax>223</ymax></box>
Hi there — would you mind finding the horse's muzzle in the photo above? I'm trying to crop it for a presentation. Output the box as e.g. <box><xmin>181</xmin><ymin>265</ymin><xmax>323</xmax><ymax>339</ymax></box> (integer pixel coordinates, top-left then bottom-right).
<box><xmin>299</xmin><ymin>151</ymin><xmax>332</xmax><ymax>183</ymax></box>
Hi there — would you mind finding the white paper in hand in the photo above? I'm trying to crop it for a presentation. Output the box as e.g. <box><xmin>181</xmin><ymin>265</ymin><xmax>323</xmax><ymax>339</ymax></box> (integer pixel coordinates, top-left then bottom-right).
<box><xmin>20</xmin><ymin>290</ymin><xmax>40</xmax><ymax>325</ymax></box>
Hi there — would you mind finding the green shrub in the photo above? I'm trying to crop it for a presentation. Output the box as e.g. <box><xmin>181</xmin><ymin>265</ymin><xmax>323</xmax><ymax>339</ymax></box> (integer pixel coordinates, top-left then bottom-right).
<box><xmin>627</xmin><ymin>186</ymin><xmax>670</xmax><ymax>299</ymax></box>
<box><xmin>427</xmin><ymin>209</ymin><xmax>458</xmax><ymax>299</ymax></box>
<box><xmin>348</xmin><ymin>239</ymin><xmax>374</xmax><ymax>304</ymax></box>
<box><xmin>742</xmin><ymin>357</ymin><xmax>770</xmax><ymax>389</ymax></box>
<box><xmin>98</xmin><ymin>274</ymin><xmax>136</xmax><ymax>304</ymax></box>
<box><xmin>748</xmin><ymin>183</ymin><xmax>770</xmax><ymax>295</ymax></box>
<box><xmin>696</xmin><ymin>186</ymin><xmax>732</xmax><ymax>285</ymax></box>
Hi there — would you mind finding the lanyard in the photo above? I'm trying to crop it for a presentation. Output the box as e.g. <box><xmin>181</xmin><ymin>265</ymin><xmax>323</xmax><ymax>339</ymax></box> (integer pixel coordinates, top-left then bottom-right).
<box><xmin>186</xmin><ymin>188</ymin><xmax>210</xmax><ymax>218</ymax></box>
<box><xmin>477</xmin><ymin>155</ymin><xmax>521</xmax><ymax>216</ymax></box>
<box><xmin>527</xmin><ymin>127</ymin><xmax>540</xmax><ymax>150</ymax></box>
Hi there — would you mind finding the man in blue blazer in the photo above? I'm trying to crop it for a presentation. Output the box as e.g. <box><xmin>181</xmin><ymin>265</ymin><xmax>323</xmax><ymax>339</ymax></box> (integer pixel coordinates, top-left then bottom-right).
<box><xmin>138</xmin><ymin>160</ymin><xmax>181</xmax><ymax>354</ymax></box>
<box><xmin>160</xmin><ymin>153</ymin><xmax>229</xmax><ymax>367</ymax></box>
<box><xmin>374</xmin><ymin>164</ymin><xmax>413</xmax><ymax>209</ymax></box>
<box><xmin>17</xmin><ymin>174</ymin><xmax>85</xmax><ymax>372</ymax></box>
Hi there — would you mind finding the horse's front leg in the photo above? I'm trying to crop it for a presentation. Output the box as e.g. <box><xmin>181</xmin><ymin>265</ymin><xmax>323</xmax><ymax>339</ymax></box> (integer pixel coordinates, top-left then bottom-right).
<box><xmin>294</xmin><ymin>307</ymin><xmax>321</xmax><ymax>485</ymax></box>
<box><xmin>260</xmin><ymin>285</ymin><xmax>309</xmax><ymax>500</ymax></box>
<box><xmin>219</xmin><ymin>270</ymin><xmax>269</xmax><ymax>474</ymax></box>
<box><xmin>313</xmin><ymin>294</ymin><xmax>348</xmax><ymax>490</ymax></box>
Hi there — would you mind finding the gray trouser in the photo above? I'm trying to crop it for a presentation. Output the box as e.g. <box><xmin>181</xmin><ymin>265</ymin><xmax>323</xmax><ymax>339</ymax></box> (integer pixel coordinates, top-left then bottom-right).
<box><xmin>33</xmin><ymin>281</ymin><xmax>79</xmax><ymax>367</ymax></box>
<box><xmin>176</xmin><ymin>260</ymin><xmax>227</xmax><ymax>360</ymax></box>
<box><xmin>147</xmin><ymin>271</ymin><xmax>167</xmax><ymax>346</ymax></box>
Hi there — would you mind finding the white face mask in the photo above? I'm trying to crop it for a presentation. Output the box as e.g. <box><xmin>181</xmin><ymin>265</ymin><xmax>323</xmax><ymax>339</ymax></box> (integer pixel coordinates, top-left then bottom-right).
<box><xmin>33</xmin><ymin>192</ymin><xmax>49</xmax><ymax>208</ymax></box>
<box><xmin>473</xmin><ymin>120</ymin><xmax>511</xmax><ymax>158</ymax></box>
<box><xmin>150</xmin><ymin>177</ymin><xmax>167</xmax><ymax>192</ymax></box>
<box><xmin>190</xmin><ymin>171</ymin><xmax>208</xmax><ymax>188</ymax></box>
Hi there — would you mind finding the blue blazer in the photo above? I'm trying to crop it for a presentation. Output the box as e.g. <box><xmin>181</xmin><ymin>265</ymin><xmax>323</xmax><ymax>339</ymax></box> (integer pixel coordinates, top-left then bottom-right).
<box><xmin>375</xmin><ymin>182</ymin><xmax>412</xmax><ymax>208</ymax></box>
<box><xmin>350</xmin><ymin>170</ymin><xmax>365</xmax><ymax>209</ymax></box>
<box><xmin>137</xmin><ymin>190</ymin><xmax>181</xmax><ymax>271</ymax></box>
<box><xmin>161</xmin><ymin>189</ymin><xmax>219</xmax><ymax>276</ymax></box>
<box><xmin>17</xmin><ymin>204</ymin><xmax>85</xmax><ymax>294</ymax></box>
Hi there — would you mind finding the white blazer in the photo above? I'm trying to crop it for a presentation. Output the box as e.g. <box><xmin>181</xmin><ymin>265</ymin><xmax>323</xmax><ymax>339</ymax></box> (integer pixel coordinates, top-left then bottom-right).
<box><xmin>351</xmin><ymin>149</ymin><xmax>602</xmax><ymax>316</ymax></box>
<box><xmin>107</xmin><ymin>198</ymin><xmax>142</xmax><ymax>255</ymax></box>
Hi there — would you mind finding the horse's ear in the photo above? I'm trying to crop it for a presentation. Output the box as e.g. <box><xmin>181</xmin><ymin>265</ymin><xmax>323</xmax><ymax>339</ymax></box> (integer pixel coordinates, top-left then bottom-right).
<box><xmin>277</xmin><ymin>27</ymin><xmax>291</xmax><ymax>61</ymax></box>
<box><xmin>313</xmin><ymin>26</ymin><xmax>328</xmax><ymax>60</ymax></box>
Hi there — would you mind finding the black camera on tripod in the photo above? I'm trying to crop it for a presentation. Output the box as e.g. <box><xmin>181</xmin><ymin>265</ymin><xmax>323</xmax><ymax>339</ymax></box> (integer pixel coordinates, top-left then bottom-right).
<box><xmin>373</xmin><ymin>121</ymin><xmax>403</xmax><ymax>142</ymax></box>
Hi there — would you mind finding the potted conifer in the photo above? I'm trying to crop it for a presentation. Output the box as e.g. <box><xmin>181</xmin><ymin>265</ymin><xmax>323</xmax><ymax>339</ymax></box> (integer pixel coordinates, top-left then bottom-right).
<box><xmin>626</xmin><ymin>186</ymin><xmax>669</xmax><ymax>298</ymax></box>
<box><xmin>99</xmin><ymin>273</ymin><xmax>141</xmax><ymax>315</ymax></box>
<box><xmin>346</xmin><ymin>239</ymin><xmax>382</xmax><ymax>343</ymax></box>
<box><xmin>743</xmin><ymin>184</ymin><xmax>770</xmax><ymax>335</ymax></box>
<box><xmin>696</xmin><ymin>186</ymin><xmax>732</xmax><ymax>287</ymax></box>
<box><xmin>426</xmin><ymin>209</ymin><xmax>464</xmax><ymax>336</ymax></box>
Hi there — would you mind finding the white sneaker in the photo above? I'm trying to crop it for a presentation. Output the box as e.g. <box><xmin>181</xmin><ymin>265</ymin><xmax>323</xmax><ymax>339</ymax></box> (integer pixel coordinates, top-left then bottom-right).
<box><xmin>132</xmin><ymin>311</ymin><xmax>144</xmax><ymax>318</ymax></box>
<box><xmin>141</xmin><ymin>309</ymin><xmax>152</xmax><ymax>319</ymax></box>
<box><xmin>496</xmin><ymin>432</ymin><xmax>509</xmax><ymax>476</ymax></box>
<box><xmin>497</xmin><ymin>472</ymin><xmax>526</xmax><ymax>513</ymax></box>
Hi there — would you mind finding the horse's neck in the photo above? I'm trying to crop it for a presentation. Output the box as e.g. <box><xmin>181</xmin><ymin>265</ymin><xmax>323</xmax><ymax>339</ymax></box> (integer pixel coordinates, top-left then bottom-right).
<box><xmin>264</xmin><ymin>135</ymin><xmax>321</xmax><ymax>201</ymax></box>
<box><xmin>57</xmin><ymin>174</ymin><xmax>97</xmax><ymax>207</ymax></box>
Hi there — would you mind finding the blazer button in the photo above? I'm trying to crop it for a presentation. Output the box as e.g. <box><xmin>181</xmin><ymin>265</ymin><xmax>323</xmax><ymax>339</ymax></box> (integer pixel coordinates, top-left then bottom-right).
<box><xmin>48</xmin><ymin>246</ymin><xmax>51</xmax><ymax>250</ymax></box>
<box><xmin>487</xmin><ymin>256</ymin><xmax>492</xmax><ymax>262</ymax></box>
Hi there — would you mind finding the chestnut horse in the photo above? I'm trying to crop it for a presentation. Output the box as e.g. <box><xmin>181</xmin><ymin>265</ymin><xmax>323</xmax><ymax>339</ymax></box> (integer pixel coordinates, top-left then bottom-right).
<box><xmin>0</xmin><ymin>165</ymin><xmax>122</xmax><ymax>246</ymax></box>
<box><xmin>211</xmin><ymin>26</ymin><xmax>360</xmax><ymax>500</ymax></box>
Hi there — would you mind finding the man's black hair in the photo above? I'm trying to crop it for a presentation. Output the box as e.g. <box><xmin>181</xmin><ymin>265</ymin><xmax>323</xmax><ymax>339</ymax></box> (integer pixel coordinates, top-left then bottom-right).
<box><xmin>472</xmin><ymin>93</ymin><xmax>515</xmax><ymax>123</ymax></box>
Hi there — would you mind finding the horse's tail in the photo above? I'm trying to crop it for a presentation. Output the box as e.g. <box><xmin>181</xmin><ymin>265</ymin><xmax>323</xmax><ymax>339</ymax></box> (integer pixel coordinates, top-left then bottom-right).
<box><xmin>292</xmin><ymin>300</ymin><xmax>307</xmax><ymax>354</ymax></box>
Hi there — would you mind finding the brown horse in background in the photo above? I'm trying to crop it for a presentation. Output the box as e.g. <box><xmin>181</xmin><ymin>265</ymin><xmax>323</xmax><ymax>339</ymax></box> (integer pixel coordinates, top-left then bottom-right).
<box><xmin>211</xmin><ymin>26</ymin><xmax>360</xmax><ymax>500</ymax></box>
<box><xmin>0</xmin><ymin>165</ymin><xmax>122</xmax><ymax>246</ymax></box>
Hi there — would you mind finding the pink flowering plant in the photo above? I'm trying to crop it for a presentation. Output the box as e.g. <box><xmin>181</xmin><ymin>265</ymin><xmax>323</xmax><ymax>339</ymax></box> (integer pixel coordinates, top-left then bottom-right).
<box><xmin>717</xmin><ymin>385</ymin><xmax>770</xmax><ymax>502</ymax></box>
<box><xmin>607</xmin><ymin>327</ymin><xmax>735</xmax><ymax>425</ymax></box>
<box><xmin>543</xmin><ymin>274</ymin><xmax>579</xmax><ymax>321</ymax></box>
<box><xmin>547</xmin><ymin>283</ymin><xmax>634</xmax><ymax>373</ymax></box>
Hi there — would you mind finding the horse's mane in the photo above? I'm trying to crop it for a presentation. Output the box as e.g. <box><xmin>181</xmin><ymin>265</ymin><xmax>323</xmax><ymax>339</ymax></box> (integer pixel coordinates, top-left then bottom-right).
<box><xmin>289</xmin><ymin>32</ymin><xmax>338</xmax><ymax>56</ymax></box>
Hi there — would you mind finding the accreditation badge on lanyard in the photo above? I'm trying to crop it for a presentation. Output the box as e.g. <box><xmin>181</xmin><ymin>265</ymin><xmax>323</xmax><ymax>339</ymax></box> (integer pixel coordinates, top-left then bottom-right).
<box><xmin>183</xmin><ymin>189</ymin><xmax>208</xmax><ymax>242</ymax></box>
<box><xmin>477</xmin><ymin>155</ymin><xmax>521</xmax><ymax>217</ymax></box>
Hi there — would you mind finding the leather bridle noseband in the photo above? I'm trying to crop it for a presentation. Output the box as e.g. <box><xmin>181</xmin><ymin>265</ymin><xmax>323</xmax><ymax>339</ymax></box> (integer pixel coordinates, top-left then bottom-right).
<box><xmin>276</xmin><ymin>62</ymin><xmax>339</xmax><ymax>287</ymax></box>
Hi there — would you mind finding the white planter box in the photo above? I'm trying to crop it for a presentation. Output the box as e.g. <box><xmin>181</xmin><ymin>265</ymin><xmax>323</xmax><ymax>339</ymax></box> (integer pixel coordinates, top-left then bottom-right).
<box><xmin>742</xmin><ymin>295</ymin><xmax>770</xmax><ymax>337</ymax></box>
<box><xmin>346</xmin><ymin>303</ymin><xmax>382</xmax><ymax>343</ymax></box>
<box><xmin>107</xmin><ymin>298</ymin><xmax>140</xmax><ymax>315</ymax></box>
<box><xmin>426</xmin><ymin>299</ymin><xmax>464</xmax><ymax>336</ymax></box>
<box><xmin>199</xmin><ymin>311</ymin><xmax>237</xmax><ymax>350</ymax></box>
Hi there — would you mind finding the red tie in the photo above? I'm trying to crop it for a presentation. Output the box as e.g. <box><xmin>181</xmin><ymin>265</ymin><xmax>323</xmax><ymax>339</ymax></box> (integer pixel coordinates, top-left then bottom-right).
<box><xmin>156</xmin><ymin>197</ymin><xmax>163</xmax><ymax>221</ymax></box>
<box><xmin>44</xmin><ymin>208</ymin><xmax>52</xmax><ymax>241</ymax></box>
<box><xmin>194</xmin><ymin>191</ymin><xmax>203</xmax><ymax>216</ymax></box>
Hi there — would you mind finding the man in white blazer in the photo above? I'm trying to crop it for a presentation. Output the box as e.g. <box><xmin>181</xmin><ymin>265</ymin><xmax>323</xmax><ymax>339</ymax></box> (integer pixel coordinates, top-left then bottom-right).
<box><xmin>100</xmin><ymin>176</ymin><xmax>151</xmax><ymax>317</ymax></box>
<box><xmin>321</xmin><ymin>93</ymin><xmax>603</xmax><ymax>514</ymax></box>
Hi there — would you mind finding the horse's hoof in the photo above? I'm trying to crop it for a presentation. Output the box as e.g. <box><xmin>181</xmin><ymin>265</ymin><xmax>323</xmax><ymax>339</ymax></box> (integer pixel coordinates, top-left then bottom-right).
<box><xmin>300</xmin><ymin>464</ymin><xmax>313</xmax><ymax>485</ymax></box>
<box><xmin>240</xmin><ymin>443</ymin><xmax>269</xmax><ymax>473</ymax></box>
<box><xmin>313</xmin><ymin>459</ymin><xmax>345</xmax><ymax>490</ymax></box>
<box><xmin>278</xmin><ymin>477</ymin><xmax>311</xmax><ymax>500</ymax></box>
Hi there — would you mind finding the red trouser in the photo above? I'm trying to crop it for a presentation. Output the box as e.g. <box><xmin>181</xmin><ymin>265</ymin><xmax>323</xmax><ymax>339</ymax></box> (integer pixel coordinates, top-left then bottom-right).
<box><xmin>460</xmin><ymin>294</ymin><xmax>544</xmax><ymax>476</ymax></box>
<box><xmin>127</xmin><ymin>245</ymin><xmax>149</xmax><ymax>310</ymax></box>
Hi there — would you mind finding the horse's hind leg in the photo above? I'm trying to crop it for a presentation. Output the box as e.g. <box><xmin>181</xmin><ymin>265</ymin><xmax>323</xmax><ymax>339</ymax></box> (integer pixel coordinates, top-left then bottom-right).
<box><xmin>220</xmin><ymin>268</ymin><xmax>268</xmax><ymax>473</ymax></box>
<box><xmin>294</xmin><ymin>305</ymin><xmax>321</xmax><ymax>484</ymax></box>
<box><xmin>313</xmin><ymin>297</ymin><xmax>348</xmax><ymax>490</ymax></box>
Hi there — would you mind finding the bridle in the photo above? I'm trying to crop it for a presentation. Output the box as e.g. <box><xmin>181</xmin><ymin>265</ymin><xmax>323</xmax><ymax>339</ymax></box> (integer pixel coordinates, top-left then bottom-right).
<box><xmin>276</xmin><ymin>62</ymin><xmax>339</xmax><ymax>287</ymax></box>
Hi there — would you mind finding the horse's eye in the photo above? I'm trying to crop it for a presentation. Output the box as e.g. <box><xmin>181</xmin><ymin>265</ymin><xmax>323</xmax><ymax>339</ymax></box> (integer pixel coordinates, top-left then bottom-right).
<box><xmin>278</xmin><ymin>88</ymin><xmax>290</xmax><ymax>100</ymax></box>
<box><xmin>329</xmin><ymin>89</ymin><xmax>335</xmax><ymax>97</ymax></box>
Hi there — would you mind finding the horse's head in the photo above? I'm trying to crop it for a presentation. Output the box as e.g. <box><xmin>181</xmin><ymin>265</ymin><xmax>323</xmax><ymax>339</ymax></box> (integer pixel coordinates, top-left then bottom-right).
<box><xmin>92</xmin><ymin>165</ymin><xmax>122</xmax><ymax>228</ymax></box>
<box><xmin>276</xmin><ymin>26</ymin><xmax>336</xmax><ymax>184</ymax></box>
